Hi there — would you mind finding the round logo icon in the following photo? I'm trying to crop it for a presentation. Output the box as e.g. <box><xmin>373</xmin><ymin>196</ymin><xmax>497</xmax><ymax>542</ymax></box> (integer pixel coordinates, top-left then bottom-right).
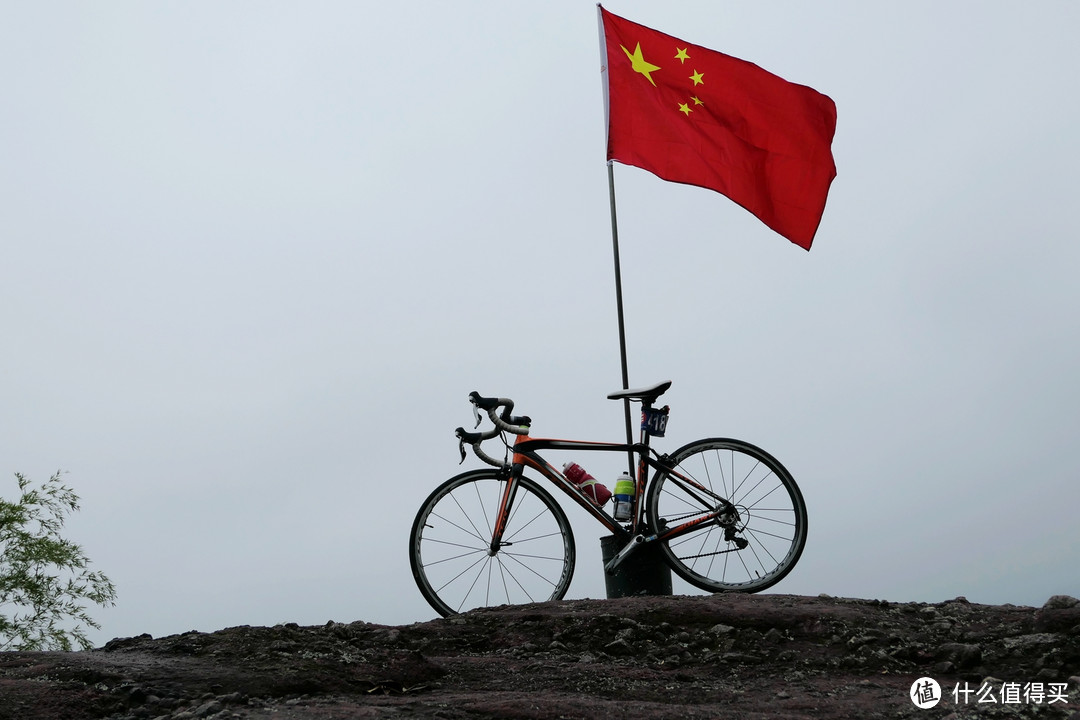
<box><xmin>910</xmin><ymin>677</ymin><xmax>942</xmax><ymax>709</ymax></box>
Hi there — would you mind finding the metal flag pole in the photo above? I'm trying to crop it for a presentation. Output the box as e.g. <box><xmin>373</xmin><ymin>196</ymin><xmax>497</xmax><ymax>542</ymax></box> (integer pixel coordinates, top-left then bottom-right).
<box><xmin>598</xmin><ymin>5</ymin><xmax>634</xmax><ymax>476</ymax></box>
<box><xmin>606</xmin><ymin>160</ymin><xmax>635</xmax><ymax>478</ymax></box>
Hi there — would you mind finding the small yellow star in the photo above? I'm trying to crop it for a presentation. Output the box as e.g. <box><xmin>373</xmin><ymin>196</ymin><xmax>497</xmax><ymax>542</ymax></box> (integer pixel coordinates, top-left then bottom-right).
<box><xmin>675</xmin><ymin>48</ymin><xmax>690</xmax><ymax>64</ymax></box>
<box><xmin>621</xmin><ymin>42</ymin><xmax>661</xmax><ymax>87</ymax></box>
<box><xmin>689</xmin><ymin>69</ymin><xmax>705</xmax><ymax>86</ymax></box>
<box><xmin>678</xmin><ymin>102</ymin><xmax>692</xmax><ymax>116</ymax></box>
<box><xmin>692</xmin><ymin>96</ymin><xmax>704</xmax><ymax>106</ymax></box>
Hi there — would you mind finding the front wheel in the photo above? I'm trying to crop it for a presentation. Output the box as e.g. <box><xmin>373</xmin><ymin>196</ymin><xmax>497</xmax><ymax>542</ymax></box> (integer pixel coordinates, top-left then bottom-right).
<box><xmin>409</xmin><ymin>469</ymin><xmax>576</xmax><ymax>617</ymax></box>
<box><xmin>646</xmin><ymin>438</ymin><xmax>807</xmax><ymax>593</ymax></box>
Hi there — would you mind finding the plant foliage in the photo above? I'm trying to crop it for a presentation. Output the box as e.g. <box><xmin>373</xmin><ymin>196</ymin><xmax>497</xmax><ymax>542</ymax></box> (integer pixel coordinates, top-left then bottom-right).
<box><xmin>1</xmin><ymin>471</ymin><xmax>117</xmax><ymax>651</ymax></box>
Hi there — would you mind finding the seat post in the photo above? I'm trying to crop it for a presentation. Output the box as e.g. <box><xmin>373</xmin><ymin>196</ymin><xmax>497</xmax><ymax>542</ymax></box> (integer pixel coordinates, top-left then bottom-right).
<box><xmin>638</xmin><ymin>398</ymin><xmax>652</xmax><ymax>449</ymax></box>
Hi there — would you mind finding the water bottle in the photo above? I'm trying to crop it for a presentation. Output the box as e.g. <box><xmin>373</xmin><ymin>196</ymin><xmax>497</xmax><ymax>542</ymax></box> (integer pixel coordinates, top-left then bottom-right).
<box><xmin>612</xmin><ymin>474</ymin><xmax>634</xmax><ymax>521</ymax></box>
<box><xmin>563</xmin><ymin>462</ymin><xmax>612</xmax><ymax>506</ymax></box>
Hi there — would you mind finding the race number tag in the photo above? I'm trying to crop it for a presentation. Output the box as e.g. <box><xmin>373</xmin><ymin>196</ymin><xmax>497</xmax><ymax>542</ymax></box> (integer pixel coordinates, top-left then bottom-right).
<box><xmin>641</xmin><ymin>406</ymin><xmax>669</xmax><ymax>437</ymax></box>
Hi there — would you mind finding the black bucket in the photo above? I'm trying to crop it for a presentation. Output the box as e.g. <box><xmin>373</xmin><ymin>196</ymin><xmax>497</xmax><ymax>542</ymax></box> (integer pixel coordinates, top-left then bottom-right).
<box><xmin>599</xmin><ymin>534</ymin><xmax>672</xmax><ymax>598</ymax></box>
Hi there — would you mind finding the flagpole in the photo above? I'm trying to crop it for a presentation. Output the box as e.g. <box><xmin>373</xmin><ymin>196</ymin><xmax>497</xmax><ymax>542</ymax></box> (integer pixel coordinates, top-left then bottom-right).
<box><xmin>606</xmin><ymin>160</ymin><xmax>635</xmax><ymax>477</ymax></box>
<box><xmin>598</xmin><ymin>5</ymin><xmax>634</xmax><ymax>476</ymax></box>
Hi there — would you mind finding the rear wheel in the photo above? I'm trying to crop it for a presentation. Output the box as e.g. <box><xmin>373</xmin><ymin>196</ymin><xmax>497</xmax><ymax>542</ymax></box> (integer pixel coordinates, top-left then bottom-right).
<box><xmin>409</xmin><ymin>469</ymin><xmax>575</xmax><ymax>616</ymax></box>
<box><xmin>646</xmin><ymin>438</ymin><xmax>807</xmax><ymax>593</ymax></box>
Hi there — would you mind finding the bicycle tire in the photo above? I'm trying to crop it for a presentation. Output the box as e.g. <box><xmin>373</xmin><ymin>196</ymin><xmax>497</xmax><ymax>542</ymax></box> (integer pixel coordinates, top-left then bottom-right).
<box><xmin>646</xmin><ymin>438</ymin><xmax>807</xmax><ymax>593</ymax></box>
<box><xmin>409</xmin><ymin>469</ymin><xmax>576</xmax><ymax>617</ymax></box>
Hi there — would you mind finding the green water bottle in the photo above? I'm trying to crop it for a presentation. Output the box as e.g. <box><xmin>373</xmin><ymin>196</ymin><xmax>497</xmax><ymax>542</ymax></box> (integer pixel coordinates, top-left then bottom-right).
<box><xmin>612</xmin><ymin>474</ymin><xmax>634</xmax><ymax>521</ymax></box>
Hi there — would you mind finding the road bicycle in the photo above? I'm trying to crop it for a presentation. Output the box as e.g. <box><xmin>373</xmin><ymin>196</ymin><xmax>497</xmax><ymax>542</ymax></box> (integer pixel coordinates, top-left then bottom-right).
<box><xmin>409</xmin><ymin>381</ymin><xmax>807</xmax><ymax>617</ymax></box>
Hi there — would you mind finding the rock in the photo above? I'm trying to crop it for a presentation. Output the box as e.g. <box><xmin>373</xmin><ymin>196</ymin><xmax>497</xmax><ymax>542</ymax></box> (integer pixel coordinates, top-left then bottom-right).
<box><xmin>1034</xmin><ymin>600</ymin><xmax>1080</xmax><ymax>633</ymax></box>
<box><xmin>1002</xmin><ymin>633</ymin><xmax>1058</xmax><ymax>652</ymax></box>
<box><xmin>102</xmin><ymin>633</ymin><xmax>154</xmax><ymax>652</ymax></box>
<box><xmin>1043</xmin><ymin>595</ymin><xmax>1080</xmax><ymax>609</ymax></box>
<box><xmin>218</xmin><ymin>692</ymin><xmax>244</xmax><ymax>705</ymax></box>
<box><xmin>936</xmin><ymin>642</ymin><xmax>982</xmax><ymax>669</ymax></box>
<box><xmin>720</xmin><ymin>652</ymin><xmax>762</xmax><ymax>664</ymax></box>
<box><xmin>194</xmin><ymin>700</ymin><xmax>222</xmax><ymax>717</ymax></box>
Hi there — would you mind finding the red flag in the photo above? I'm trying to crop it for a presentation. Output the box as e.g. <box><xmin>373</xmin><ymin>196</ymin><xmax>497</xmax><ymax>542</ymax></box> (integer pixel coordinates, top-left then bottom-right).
<box><xmin>599</xmin><ymin>6</ymin><xmax>837</xmax><ymax>250</ymax></box>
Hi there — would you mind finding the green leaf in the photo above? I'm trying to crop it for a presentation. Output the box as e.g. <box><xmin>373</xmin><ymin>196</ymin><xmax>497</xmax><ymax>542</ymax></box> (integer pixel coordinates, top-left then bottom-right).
<box><xmin>0</xmin><ymin>471</ymin><xmax>117</xmax><ymax>651</ymax></box>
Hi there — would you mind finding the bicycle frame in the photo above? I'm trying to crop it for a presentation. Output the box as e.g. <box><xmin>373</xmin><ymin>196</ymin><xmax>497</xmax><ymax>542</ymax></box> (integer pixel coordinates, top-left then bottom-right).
<box><xmin>487</xmin><ymin>410</ymin><xmax>737</xmax><ymax>572</ymax></box>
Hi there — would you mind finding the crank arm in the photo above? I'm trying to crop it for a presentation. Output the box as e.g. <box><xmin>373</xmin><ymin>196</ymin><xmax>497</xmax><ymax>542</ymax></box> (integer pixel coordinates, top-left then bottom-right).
<box><xmin>604</xmin><ymin>534</ymin><xmax>650</xmax><ymax>574</ymax></box>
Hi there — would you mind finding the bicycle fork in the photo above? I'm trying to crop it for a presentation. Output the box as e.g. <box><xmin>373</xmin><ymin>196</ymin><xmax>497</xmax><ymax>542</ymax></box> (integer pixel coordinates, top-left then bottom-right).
<box><xmin>488</xmin><ymin>466</ymin><xmax>521</xmax><ymax>555</ymax></box>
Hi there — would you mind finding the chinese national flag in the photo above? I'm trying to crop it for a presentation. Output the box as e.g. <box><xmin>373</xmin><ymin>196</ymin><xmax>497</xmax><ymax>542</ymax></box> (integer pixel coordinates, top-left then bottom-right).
<box><xmin>599</xmin><ymin>7</ymin><xmax>837</xmax><ymax>250</ymax></box>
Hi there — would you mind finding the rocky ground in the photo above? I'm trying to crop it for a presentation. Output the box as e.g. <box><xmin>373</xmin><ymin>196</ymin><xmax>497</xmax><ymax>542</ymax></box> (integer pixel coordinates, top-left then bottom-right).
<box><xmin>1</xmin><ymin>593</ymin><xmax>1078</xmax><ymax>720</ymax></box>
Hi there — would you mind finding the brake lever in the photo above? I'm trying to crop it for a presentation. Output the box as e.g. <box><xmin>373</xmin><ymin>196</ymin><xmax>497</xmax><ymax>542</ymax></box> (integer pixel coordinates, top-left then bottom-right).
<box><xmin>458</xmin><ymin>437</ymin><xmax>467</xmax><ymax>464</ymax></box>
<box><xmin>472</xmin><ymin>403</ymin><xmax>481</xmax><ymax>429</ymax></box>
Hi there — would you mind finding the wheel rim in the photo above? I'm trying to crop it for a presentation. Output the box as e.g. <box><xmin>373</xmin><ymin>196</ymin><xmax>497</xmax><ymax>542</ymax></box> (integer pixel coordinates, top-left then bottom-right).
<box><xmin>649</xmin><ymin>440</ymin><xmax>806</xmax><ymax>592</ymax></box>
<box><xmin>411</xmin><ymin>473</ymin><xmax>575</xmax><ymax>616</ymax></box>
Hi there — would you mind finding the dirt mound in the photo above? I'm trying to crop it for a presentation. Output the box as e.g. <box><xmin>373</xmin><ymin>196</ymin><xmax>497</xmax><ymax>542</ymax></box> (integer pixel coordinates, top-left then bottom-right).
<box><xmin>2</xmin><ymin>593</ymin><xmax>1078</xmax><ymax>719</ymax></box>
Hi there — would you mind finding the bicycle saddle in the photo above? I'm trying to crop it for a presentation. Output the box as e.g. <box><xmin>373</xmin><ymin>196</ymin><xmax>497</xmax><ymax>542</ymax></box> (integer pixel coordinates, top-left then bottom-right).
<box><xmin>606</xmin><ymin>380</ymin><xmax>672</xmax><ymax>404</ymax></box>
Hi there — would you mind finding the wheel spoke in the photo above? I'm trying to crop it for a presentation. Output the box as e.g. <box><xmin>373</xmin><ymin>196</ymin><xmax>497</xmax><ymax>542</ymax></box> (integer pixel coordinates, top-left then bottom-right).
<box><xmin>421</xmin><ymin>545</ymin><xmax>487</xmax><ymax>566</ymax></box>
<box><xmin>429</xmin><ymin>510</ymin><xmax>488</xmax><ymax>545</ymax></box>
<box><xmin>435</xmin><ymin>553</ymin><xmax>487</xmax><ymax>598</ymax></box>
<box><xmin>449</xmin><ymin>490</ymin><xmax>490</xmax><ymax>545</ymax></box>
<box><xmin>504</xmin><ymin>529</ymin><xmax>567</xmax><ymax>546</ymax></box>
<box><xmin>457</xmin><ymin>556</ymin><xmax>490</xmax><ymax>613</ymax></box>
<box><xmin>504</xmin><ymin>506</ymin><xmax>554</xmax><ymax>544</ymax></box>
<box><xmin>742</xmin><ymin>525</ymin><xmax>795</xmax><ymax>542</ymax></box>
<box><xmin>503</xmin><ymin>549</ymin><xmax>561</xmax><ymax>589</ymax></box>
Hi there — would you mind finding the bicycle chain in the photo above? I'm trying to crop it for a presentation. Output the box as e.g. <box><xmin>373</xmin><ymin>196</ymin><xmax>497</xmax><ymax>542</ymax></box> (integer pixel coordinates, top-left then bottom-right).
<box><xmin>677</xmin><ymin>546</ymin><xmax>745</xmax><ymax>560</ymax></box>
<box><xmin>662</xmin><ymin>509</ymin><xmax>743</xmax><ymax>528</ymax></box>
<box><xmin>660</xmin><ymin>511</ymin><xmax>747</xmax><ymax>560</ymax></box>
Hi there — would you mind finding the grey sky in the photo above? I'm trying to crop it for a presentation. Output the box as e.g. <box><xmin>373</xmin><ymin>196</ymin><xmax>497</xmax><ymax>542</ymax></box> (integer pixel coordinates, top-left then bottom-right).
<box><xmin>3</xmin><ymin>2</ymin><xmax>1078</xmax><ymax>647</ymax></box>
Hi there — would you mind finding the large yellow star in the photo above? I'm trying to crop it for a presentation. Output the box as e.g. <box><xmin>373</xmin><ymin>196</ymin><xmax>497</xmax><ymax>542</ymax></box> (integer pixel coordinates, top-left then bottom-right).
<box><xmin>621</xmin><ymin>42</ymin><xmax>661</xmax><ymax>87</ymax></box>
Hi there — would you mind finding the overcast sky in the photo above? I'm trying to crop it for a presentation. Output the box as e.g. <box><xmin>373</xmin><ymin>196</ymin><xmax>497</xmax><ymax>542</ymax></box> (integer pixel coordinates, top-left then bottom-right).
<box><xmin>3</xmin><ymin>1</ymin><xmax>1078</xmax><ymax>648</ymax></box>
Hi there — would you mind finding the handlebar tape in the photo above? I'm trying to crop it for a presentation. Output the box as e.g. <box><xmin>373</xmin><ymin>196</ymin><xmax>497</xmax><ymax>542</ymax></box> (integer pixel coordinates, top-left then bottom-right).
<box><xmin>468</xmin><ymin>392</ymin><xmax>530</xmax><ymax>432</ymax></box>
